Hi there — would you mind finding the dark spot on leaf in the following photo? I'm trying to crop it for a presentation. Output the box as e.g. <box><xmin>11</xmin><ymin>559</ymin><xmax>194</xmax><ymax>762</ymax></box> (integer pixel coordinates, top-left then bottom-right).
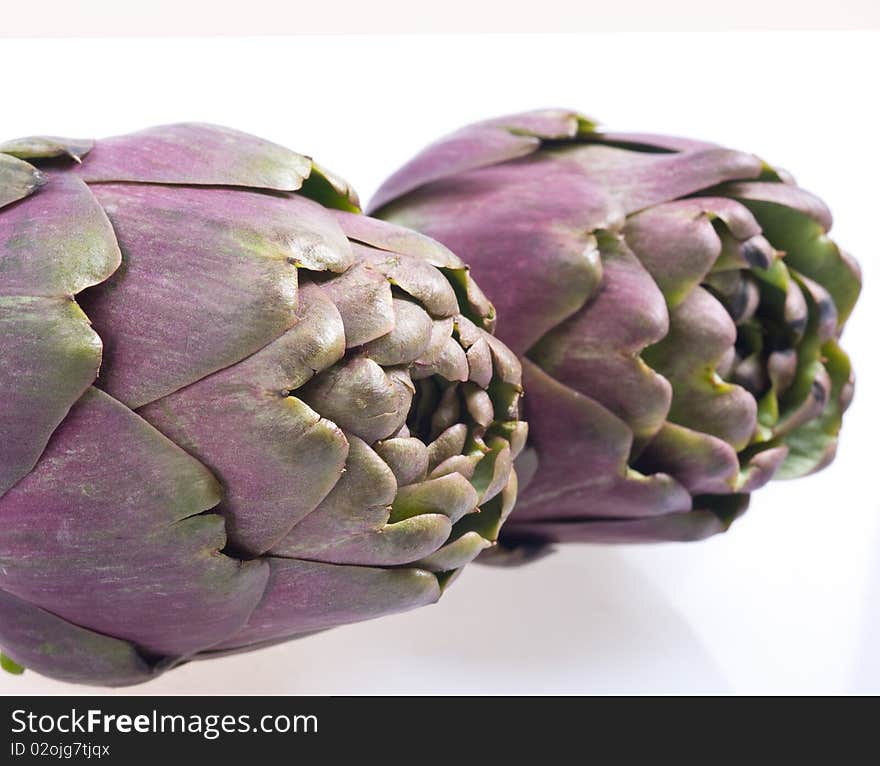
<box><xmin>742</xmin><ymin>239</ymin><xmax>771</xmax><ymax>269</ymax></box>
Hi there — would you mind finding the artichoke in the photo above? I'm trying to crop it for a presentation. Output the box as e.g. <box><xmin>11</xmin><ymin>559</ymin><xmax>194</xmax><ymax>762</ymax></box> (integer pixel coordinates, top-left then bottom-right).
<box><xmin>370</xmin><ymin>109</ymin><xmax>859</xmax><ymax>548</ymax></box>
<box><xmin>0</xmin><ymin>124</ymin><xmax>524</xmax><ymax>685</ymax></box>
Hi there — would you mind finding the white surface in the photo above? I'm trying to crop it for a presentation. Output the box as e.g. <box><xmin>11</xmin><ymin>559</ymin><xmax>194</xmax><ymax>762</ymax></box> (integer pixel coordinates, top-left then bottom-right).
<box><xmin>0</xmin><ymin>33</ymin><xmax>877</xmax><ymax>695</ymax></box>
<box><xmin>1</xmin><ymin>1</ymin><xmax>878</xmax><ymax>36</ymax></box>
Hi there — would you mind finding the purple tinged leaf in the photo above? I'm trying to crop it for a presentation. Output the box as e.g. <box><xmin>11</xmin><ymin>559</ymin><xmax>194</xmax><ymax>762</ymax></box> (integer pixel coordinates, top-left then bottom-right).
<box><xmin>416</xmin><ymin>531</ymin><xmax>491</xmax><ymax>572</ymax></box>
<box><xmin>505</xmin><ymin>421</ymin><xmax>529</xmax><ymax>459</ymax></box>
<box><xmin>211</xmin><ymin>559</ymin><xmax>440</xmax><ymax>650</ymax></box>
<box><xmin>513</xmin><ymin>360</ymin><xmax>691</xmax><ymax>522</ymax></box>
<box><xmin>768</xmin><ymin>349</ymin><xmax>798</xmax><ymax>395</ymax></box>
<box><xmin>370</xmin><ymin>109</ymin><xmax>585</xmax><ymax>213</ymax></box>
<box><xmin>430</xmin><ymin>384</ymin><xmax>463</xmax><ymax>437</ymax></box>
<box><xmin>465</xmin><ymin>336</ymin><xmax>494</xmax><ymax>388</ymax></box>
<box><xmin>354</xmin><ymin>242</ymin><xmax>460</xmax><ymax>319</ymax></box>
<box><xmin>0</xmin><ymin>297</ymin><xmax>102</xmax><ymax>496</ymax></box>
<box><xmin>1</xmin><ymin>120</ymin><xmax>527</xmax><ymax>678</ymax></box>
<box><xmin>334</xmin><ymin>210</ymin><xmax>464</xmax><ymax>269</ymax></box>
<box><xmin>798</xmin><ymin>275</ymin><xmax>839</xmax><ymax>343</ymax></box>
<box><xmin>430</xmin><ymin>454</ymin><xmax>480</xmax><ymax>481</ymax></box>
<box><xmin>0</xmin><ymin>388</ymin><xmax>269</xmax><ymax>657</ymax></box>
<box><xmin>317</xmin><ymin>258</ymin><xmax>395</xmax><ymax>347</ymax></box>
<box><xmin>637</xmin><ymin>422</ymin><xmax>740</xmax><ymax>495</ymax></box>
<box><xmin>593</xmin><ymin>131</ymin><xmax>719</xmax><ymax>153</ymax></box>
<box><xmin>379</xmin><ymin>156</ymin><xmax>611</xmax><ymax>355</ymax></box>
<box><xmin>371</xmin><ymin>109</ymin><xmax>858</xmax><ymax>548</ymax></box>
<box><xmin>275</xmin><ymin>515</ymin><xmax>452</xmax><ymax>568</ymax></box>
<box><xmin>0</xmin><ymin>174</ymin><xmax>121</xmax><ymax>297</ymax></box>
<box><xmin>482</xmin><ymin>330</ymin><xmax>523</xmax><ymax>386</ymax></box>
<box><xmin>732</xmin><ymin>353</ymin><xmax>767</xmax><ymax>394</ymax></box>
<box><xmin>429</xmin><ymin>334</ymin><xmax>471</xmax><ymax>382</ymax></box>
<box><xmin>0</xmin><ymin>175</ymin><xmax>120</xmax><ymax>496</ymax></box>
<box><xmin>0</xmin><ymin>136</ymin><xmax>94</xmax><ymax>163</ymax></box>
<box><xmin>373</xmin><ymin>437</ymin><xmax>430</xmax><ymax>486</ymax></box>
<box><xmin>139</xmin><ymin>283</ymin><xmax>350</xmax><ymax>556</ymax></box>
<box><xmin>528</xmin><ymin>235</ymin><xmax>671</xmax><ymax>444</ymax></box>
<box><xmin>774</xmin><ymin>363</ymin><xmax>832</xmax><ymax>438</ymax></box>
<box><xmin>270</xmin><ymin>435</ymin><xmax>396</xmax><ymax>553</ymax></box>
<box><xmin>644</xmin><ymin>287</ymin><xmax>758</xmax><ymax>450</ymax></box>
<box><xmin>738</xmin><ymin>446</ymin><xmax>789</xmax><ymax>492</ymax></box>
<box><xmin>425</xmin><ymin>424</ymin><xmax>469</xmax><ymax>471</ymax></box>
<box><xmin>558</xmin><ymin>143</ymin><xmax>764</xmax><ymax>214</ymax></box>
<box><xmin>298</xmin><ymin>357</ymin><xmax>414</xmax><ymax>444</ymax></box>
<box><xmin>361</xmin><ymin>298</ymin><xmax>434</xmax><ymax>366</ymax></box>
<box><xmin>703</xmin><ymin>271</ymin><xmax>761</xmax><ymax>325</ymax></box>
<box><xmin>371</xmin><ymin>128</ymin><xmax>540</xmax><ymax>214</ymax></box>
<box><xmin>390</xmin><ymin>473</ymin><xmax>479</xmax><ymax>525</ymax></box>
<box><xmin>0</xmin><ymin>589</ymin><xmax>152</xmax><ymax>687</ymax></box>
<box><xmin>471</xmin><ymin>441</ymin><xmax>513</xmax><ymax>504</ymax></box>
<box><xmin>412</xmin><ymin>317</ymin><xmax>455</xmax><ymax>379</ymax></box>
<box><xmin>80</xmin><ymin>184</ymin><xmax>351</xmax><ymax>408</ymax></box>
<box><xmin>462</xmin><ymin>382</ymin><xmax>494</xmax><ymax>428</ymax></box>
<box><xmin>76</xmin><ymin>123</ymin><xmax>311</xmax><ymax>191</ymax></box>
<box><xmin>783</xmin><ymin>278</ymin><xmax>809</xmax><ymax>339</ymax></box>
<box><xmin>501</xmin><ymin>510</ymin><xmax>727</xmax><ymax>545</ymax></box>
<box><xmin>484</xmin><ymin>109</ymin><xmax>584</xmax><ymax>139</ymax></box>
<box><xmin>624</xmin><ymin>197</ymin><xmax>762</xmax><ymax>307</ymax></box>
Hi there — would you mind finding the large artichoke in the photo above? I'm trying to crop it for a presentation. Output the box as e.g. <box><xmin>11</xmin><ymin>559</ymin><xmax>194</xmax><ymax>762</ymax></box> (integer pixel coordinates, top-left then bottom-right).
<box><xmin>0</xmin><ymin>124</ymin><xmax>524</xmax><ymax>685</ymax></box>
<box><xmin>370</xmin><ymin>109</ymin><xmax>859</xmax><ymax>548</ymax></box>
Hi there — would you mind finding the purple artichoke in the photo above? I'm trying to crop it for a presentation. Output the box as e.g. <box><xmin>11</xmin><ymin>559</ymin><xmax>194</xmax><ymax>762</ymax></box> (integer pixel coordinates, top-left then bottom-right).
<box><xmin>0</xmin><ymin>124</ymin><xmax>524</xmax><ymax>685</ymax></box>
<box><xmin>370</xmin><ymin>109</ymin><xmax>859</xmax><ymax>550</ymax></box>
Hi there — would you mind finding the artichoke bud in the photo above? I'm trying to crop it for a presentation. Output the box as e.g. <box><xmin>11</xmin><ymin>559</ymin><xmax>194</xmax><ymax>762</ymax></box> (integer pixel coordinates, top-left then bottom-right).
<box><xmin>370</xmin><ymin>109</ymin><xmax>860</xmax><ymax>549</ymax></box>
<box><xmin>0</xmin><ymin>124</ymin><xmax>524</xmax><ymax>685</ymax></box>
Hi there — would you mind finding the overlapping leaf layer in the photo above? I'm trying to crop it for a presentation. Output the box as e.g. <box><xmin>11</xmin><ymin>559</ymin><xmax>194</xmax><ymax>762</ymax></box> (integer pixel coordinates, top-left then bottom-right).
<box><xmin>370</xmin><ymin>110</ymin><xmax>859</xmax><ymax>548</ymax></box>
<box><xmin>0</xmin><ymin>124</ymin><xmax>523</xmax><ymax>684</ymax></box>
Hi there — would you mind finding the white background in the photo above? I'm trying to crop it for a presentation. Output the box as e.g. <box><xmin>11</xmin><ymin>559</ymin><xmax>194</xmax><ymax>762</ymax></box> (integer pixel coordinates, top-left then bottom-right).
<box><xmin>0</xmin><ymin>33</ymin><xmax>877</xmax><ymax>695</ymax></box>
<box><xmin>1</xmin><ymin>1</ymin><xmax>879</xmax><ymax>35</ymax></box>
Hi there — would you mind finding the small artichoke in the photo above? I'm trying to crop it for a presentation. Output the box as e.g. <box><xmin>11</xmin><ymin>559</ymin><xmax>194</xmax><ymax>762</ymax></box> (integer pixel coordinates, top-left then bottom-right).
<box><xmin>0</xmin><ymin>124</ymin><xmax>524</xmax><ymax>685</ymax></box>
<box><xmin>370</xmin><ymin>109</ymin><xmax>859</xmax><ymax>548</ymax></box>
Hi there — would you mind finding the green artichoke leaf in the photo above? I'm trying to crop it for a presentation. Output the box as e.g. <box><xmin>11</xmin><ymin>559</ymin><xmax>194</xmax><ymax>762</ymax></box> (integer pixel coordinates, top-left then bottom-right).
<box><xmin>776</xmin><ymin>339</ymin><xmax>851</xmax><ymax>479</ymax></box>
<box><xmin>0</xmin><ymin>153</ymin><xmax>44</xmax><ymax>209</ymax></box>
<box><xmin>0</xmin><ymin>589</ymin><xmax>152</xmax><ymax>686</ymax></box>
<box><xmin>0</xmin><ymin>652</ymin><xmax>25</xmax><ymax>676</ymax></box>
<box><xmin>299</xmin><ymin>161</ymin><xmax>362</xmax><ymax>212</ymax></box>
<box><xmin>440</xmin><ymin>472</ymin><xmax>519</xmax><ymax>553</ymax></box>
<box><xmin>0</xmin><ymin>135</ymin><xmax>94</xmax><ymax>163</ymax></box>
<box><xmin>736</xmin><ymin>198</ymin><xmax>861</xmax><ymax>325</ymax></box>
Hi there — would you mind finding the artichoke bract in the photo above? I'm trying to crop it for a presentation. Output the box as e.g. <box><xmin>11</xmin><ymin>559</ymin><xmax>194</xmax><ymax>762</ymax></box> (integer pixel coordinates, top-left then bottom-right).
<box><xmin>370</xmin><ymin>109</ymin><xmax>859</xmax><ymax>549</ymax></box>
<box><xmin>0</xmin><ymin>124</ymin><xmax>524</xmax><ymax>685</ymax></box>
